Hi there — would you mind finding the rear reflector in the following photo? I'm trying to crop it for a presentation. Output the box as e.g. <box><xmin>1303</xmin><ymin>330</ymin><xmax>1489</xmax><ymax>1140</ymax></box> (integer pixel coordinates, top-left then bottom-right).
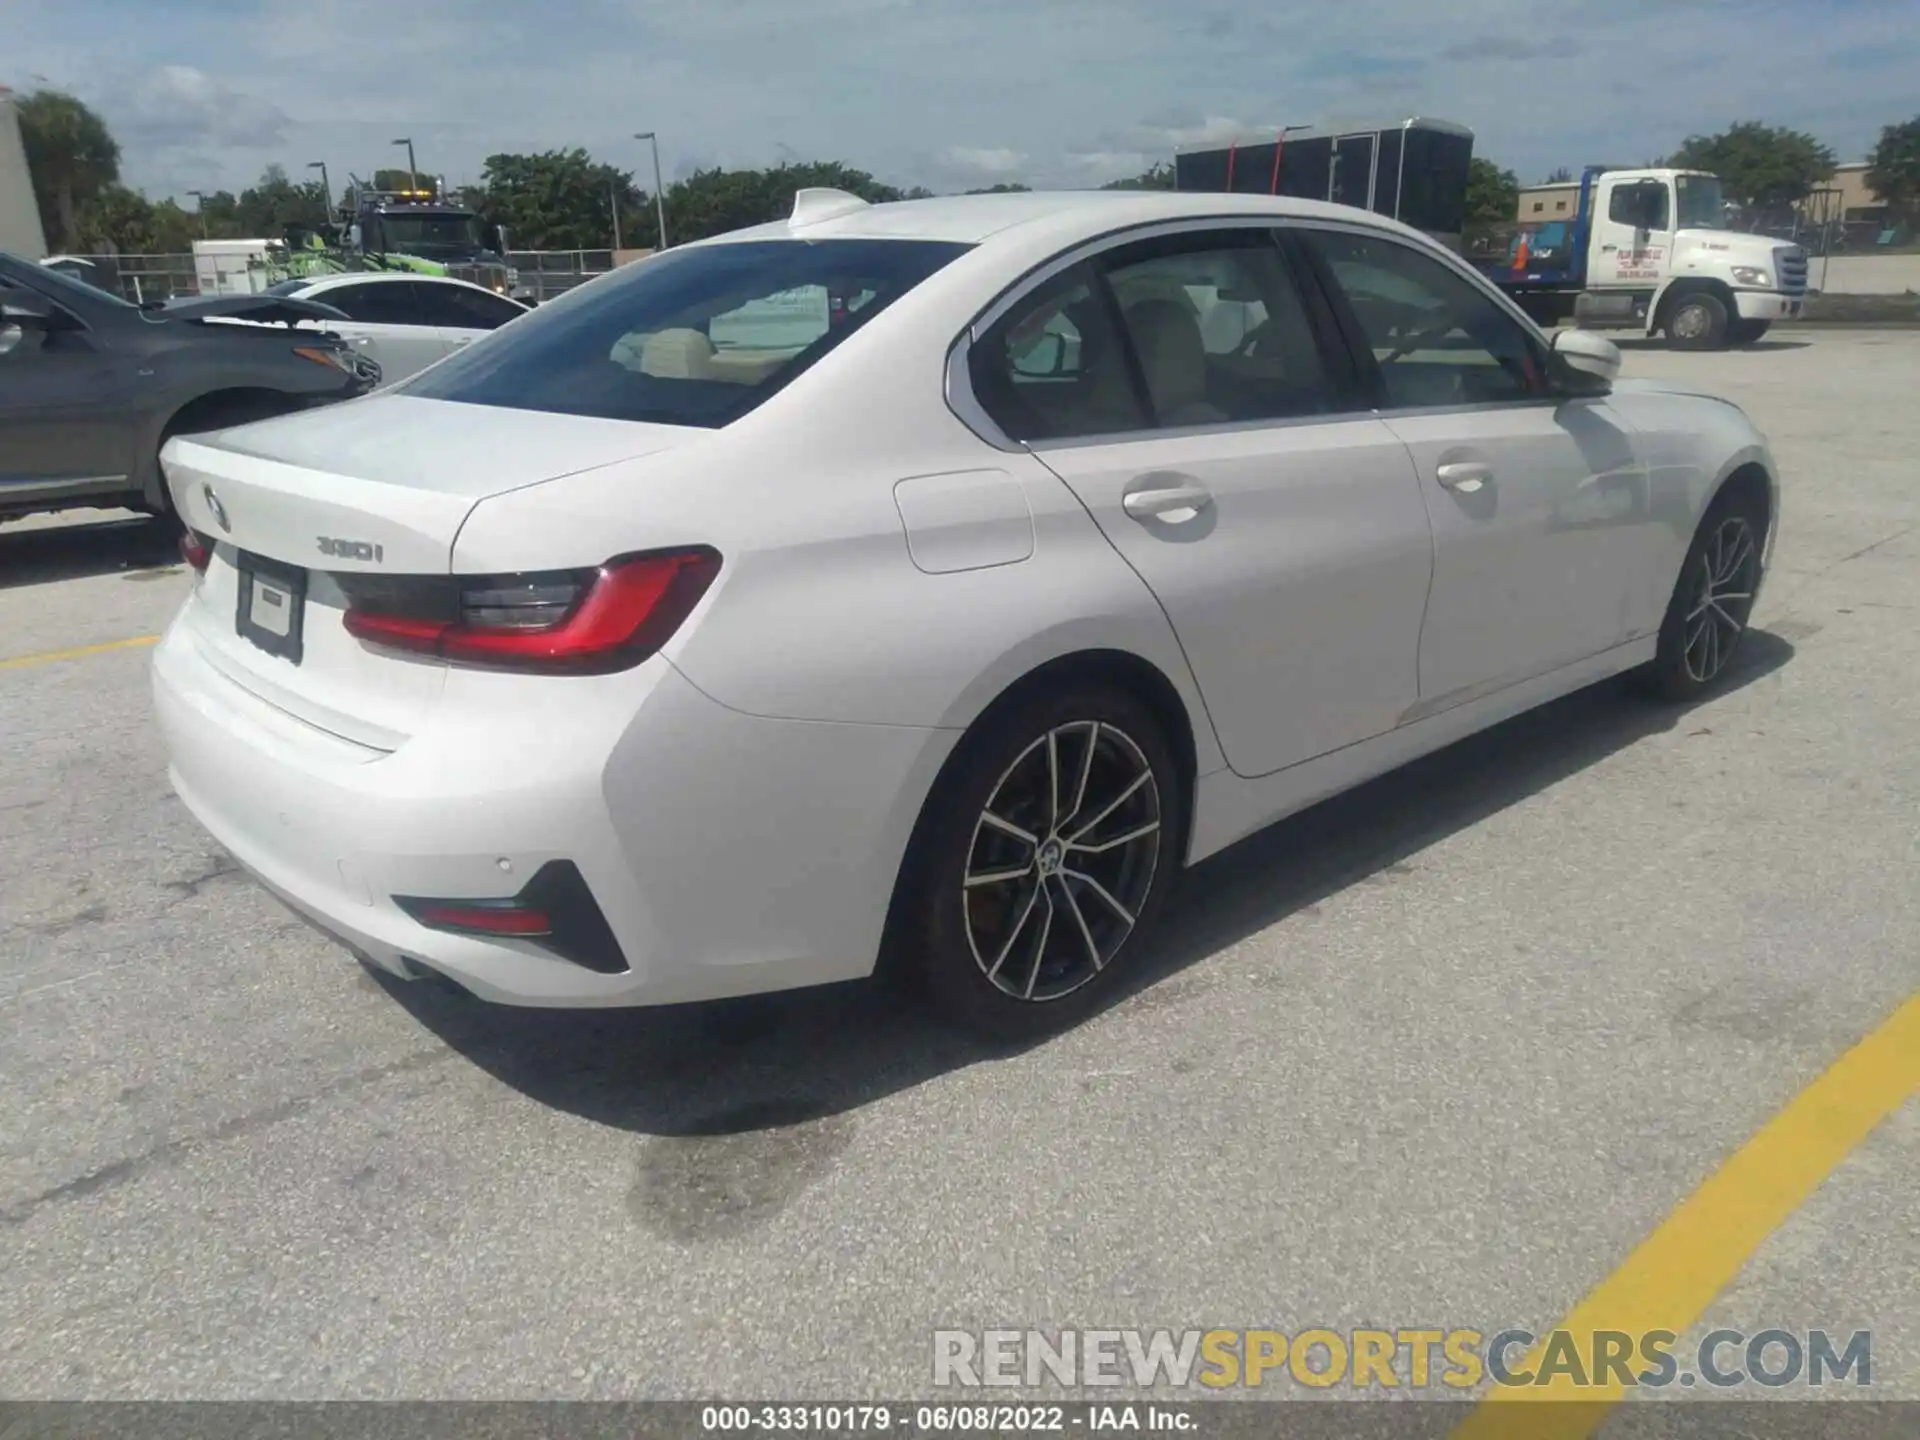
<box><xmin>395</xmin><ymin>861</ymin><xmax>628</xmax><ymax>974</ymax></box>
<box><xmin>410</xmin><ymin>902</ymin><xmax>552</xmax><ymax>937</ymax></box>
<box><xmin>342</xmin><ymin>547</ymin><xmax>720</xmax><ymax>674</ymax></box>
<box><xmin>180</xmin><ymin>530</ymin><xmax>213</xmax><ymax>572</ymax></box>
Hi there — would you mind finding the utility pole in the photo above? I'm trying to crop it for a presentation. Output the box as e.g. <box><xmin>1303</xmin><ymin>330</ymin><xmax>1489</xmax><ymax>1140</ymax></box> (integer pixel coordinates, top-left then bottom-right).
<box><xmin>392</xmin><ymin>137</ymin><xmax>417</xmax><ymax>193</ymax></box>
<box><xmin>610</xmin><ymin>178</ymin><xmax>623</xmax><ymax>250</ymax></box>
<box><xmin>635</xmin><ymin>131</ymin><xmax>668</xmax><ymax>250</ymax></box>
<box><xmin>188</xmin><ymin>190</ymin><xmax>207</xmax><ymax>238</ymax></box>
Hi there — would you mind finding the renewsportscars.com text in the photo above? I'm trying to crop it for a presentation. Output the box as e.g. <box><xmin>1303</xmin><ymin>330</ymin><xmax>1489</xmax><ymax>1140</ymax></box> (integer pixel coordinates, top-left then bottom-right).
<box><xmin>932</xmin><ymin>1328</ymin><xmax>1872</xmax><ymax>1391</ymax></box>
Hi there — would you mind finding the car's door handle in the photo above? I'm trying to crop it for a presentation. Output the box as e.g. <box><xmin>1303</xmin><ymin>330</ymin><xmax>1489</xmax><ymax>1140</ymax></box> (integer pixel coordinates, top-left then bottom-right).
<box><xmin>1600</xmin><ymin>244</ymin><xmax>1619</xmax><ymax>253</ymax></box>
<box><xmin>1436</xmin><ymin>462</ymin><xmax>1492</xmax><ymax>493</ymax></box>
<box><xmin>1122</xmin><ymin>482</ymin><xmax>1213</xmax><ymax>519</ymax></box>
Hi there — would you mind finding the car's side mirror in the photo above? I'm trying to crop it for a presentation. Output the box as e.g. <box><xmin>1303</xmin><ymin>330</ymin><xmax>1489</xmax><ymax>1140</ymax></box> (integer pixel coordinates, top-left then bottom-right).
<box><xmin>1550</xmin><ymin>328</ymin><xmax>1621</xmax><ymax>395</ymax></box>
<box><xmin>0</xmin><ymin>289</ymin><xmax>57</xmax><ymax>329</ymax></box>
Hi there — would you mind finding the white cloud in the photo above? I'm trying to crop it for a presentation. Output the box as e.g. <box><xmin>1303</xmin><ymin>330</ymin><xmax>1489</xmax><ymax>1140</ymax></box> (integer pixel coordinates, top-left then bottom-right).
<box><xmin>9</xmin><ymin>0</ymin><xmax>1914</xmax><ymax>201</ymax></box>
<box><xmin>116</xmin><ymin>64</ymin><xmax>292</xmax><ymax>153</ymax></box>
<box><xmin>943</xmin><ymin>146</ymin><xmax>1027</xmax><ymax>176</ymax></box>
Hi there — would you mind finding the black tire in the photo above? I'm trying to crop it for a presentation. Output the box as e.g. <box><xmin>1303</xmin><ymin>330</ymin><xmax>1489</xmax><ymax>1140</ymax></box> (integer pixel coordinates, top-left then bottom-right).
<box><xmin>888</xmin><ymin>681</ymin><xmax>1185</xmax><ymax>1042</ymax></box>
<box><xmin>147</xmin><ymin>395</ymin><xmax>297</xmax><ymax>524</ymax></box>
<box><xmin>1665</xmin><ymin>291</ymin><xmax>1730</xmax><ymax>351</ymax></box>
<box><xmin>1636</xmin><ymin>490</ymin><xmax>1766</xmax><ymax>701</ymax></box>
<box><xmin>1727</xmin><ymin>319</ymin><xmax>1772</xmax><ymax>346</ymax></box>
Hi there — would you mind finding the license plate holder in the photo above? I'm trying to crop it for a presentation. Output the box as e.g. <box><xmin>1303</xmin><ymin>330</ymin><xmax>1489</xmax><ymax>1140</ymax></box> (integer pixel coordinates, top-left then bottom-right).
<box><xmin>235</xmin><ymin>551</ymin><xmax>308</xmax><ymax>664</ymax></box>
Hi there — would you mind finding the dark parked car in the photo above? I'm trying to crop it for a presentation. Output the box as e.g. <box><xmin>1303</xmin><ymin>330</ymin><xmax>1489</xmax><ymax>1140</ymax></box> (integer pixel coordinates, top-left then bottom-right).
<box><xmin>0</xmin><ymin>253</ymin><xmax>380</xmax><ymax>526</ymax></box>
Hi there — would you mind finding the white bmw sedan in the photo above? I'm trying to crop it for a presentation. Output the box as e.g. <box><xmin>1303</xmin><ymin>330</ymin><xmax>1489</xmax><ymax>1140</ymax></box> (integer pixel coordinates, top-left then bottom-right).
<box><xmin>154</xmin><ymin>187</ymin><xmax>1779</xmax><ymax>1038</ymax></box>
<box><xmin>260</xmin><ymin>272</ymin><xmax>529</xmax><ymax>382</ymax></box>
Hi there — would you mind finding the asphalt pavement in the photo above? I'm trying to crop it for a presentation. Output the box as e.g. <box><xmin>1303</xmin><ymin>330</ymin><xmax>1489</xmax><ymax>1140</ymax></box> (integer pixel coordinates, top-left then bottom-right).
<box><xmin>1</xmin><ymin>330</ymin><xmax>1915</xmax><ymax>1414</ymax></box>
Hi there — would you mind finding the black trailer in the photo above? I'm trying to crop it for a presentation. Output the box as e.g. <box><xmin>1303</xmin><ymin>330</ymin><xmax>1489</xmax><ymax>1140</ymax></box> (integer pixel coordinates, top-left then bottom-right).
<box><xmin>1174</xmin><ymin>118</ymin><xmax>1475</xmax><ymax>247</ymax></box>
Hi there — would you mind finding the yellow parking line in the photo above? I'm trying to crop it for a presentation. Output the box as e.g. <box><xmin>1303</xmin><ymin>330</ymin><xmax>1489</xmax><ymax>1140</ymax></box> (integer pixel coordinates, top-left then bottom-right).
<box><xmin>1452</xmin><ymin>989</ymin><xmax>1920</xmax><ymax>1440</ymax></box>
<box><xmin>0</xmin><ymin>635</ymin><xmax>159</xmax><ymax>672</ymax></box>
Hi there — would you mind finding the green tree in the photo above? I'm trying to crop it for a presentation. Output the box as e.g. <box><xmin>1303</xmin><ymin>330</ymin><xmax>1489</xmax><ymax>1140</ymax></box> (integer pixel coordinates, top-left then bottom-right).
<box><xmin>1865</xmin><ymin>116</ymin><xmax>1920</xmax><ymax>222</ymax></box>
<box><xmin>1465</xmin><ymin>158</ymin><xmax>1520</xmax><ymax>225</ymax></box>
<box><xmin>1101</xmin><ymin>162</ymin><xmax>1175</xmax><ymax>191</ymax></box>
<box><xmin>1545</xmin><ymin>166</ymin><xmax>1575</xmax><ymax>184</ymax></box>
<box><xmin>1667</xmin><ymin>121</ymin><xmax>1836</xmax><ymax>209</ymax></box>
<box><xmin>194</xmin><ymin>190</ymin><xmax>242</xmax><ymax>239</ymax></box>
<box><xmin>660</xmin><ymin>161</ymin><xmax>905</xmax><ymax>245</ymax></box>
<box><xmin>966</xmin><ymin>182</ymin><xmax>1031</xmax><ymax>194</ymax></box>
<box><xmin>16</xmin><ymin>89</ymin><xmax>122</xmax><ymax>251</ymax></box>
<box><xmin>234</xmin><ymin>164</ymin><xmax>332</xmax><ymax>237</ymax></box>
<box><xmin>473</xmin><ymin>148</ymin><xmax>644</xmax><ymax>250</ymax></box>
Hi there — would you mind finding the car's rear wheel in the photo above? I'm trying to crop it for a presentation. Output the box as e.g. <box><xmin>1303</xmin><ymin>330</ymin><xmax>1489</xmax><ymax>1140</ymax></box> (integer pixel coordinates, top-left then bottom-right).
<box><xmin>892</xmin><ymin>683</ymin><xmax>1183</xmax><ymax>1041</ymax></box>
<box><xmin>1637</xmin><ymin>492</ymin><xmax>1765</xmax><ymax>701</ymax></box>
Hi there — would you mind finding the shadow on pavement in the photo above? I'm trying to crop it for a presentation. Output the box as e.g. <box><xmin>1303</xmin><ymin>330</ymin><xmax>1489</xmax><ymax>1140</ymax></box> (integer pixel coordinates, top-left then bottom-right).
<box><xmin>0</xmin><ymin>512</ymin><xmax>182</xmax><ymax>590</ymax></box>
<box><xmin>1617</xmin><ymin>338</ymin><xmax>1812</xmax><ymax>353</ymax></box>
<box><xmin>385</xmin><ymin>631</ymin><xmax>1796</xmax><ymax>1139</ymax></box>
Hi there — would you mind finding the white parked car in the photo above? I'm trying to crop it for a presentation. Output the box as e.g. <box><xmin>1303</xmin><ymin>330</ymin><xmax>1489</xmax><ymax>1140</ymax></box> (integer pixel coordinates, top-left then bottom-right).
<box><xmin>260</xmin><ymin>272</ymin><xmax>528</xmax><ymax>382</ymax></box>
<box><xmin>153</xmin><ymin>187</ymin><xmax>1779</xmax><ymax>1038</ymax></box>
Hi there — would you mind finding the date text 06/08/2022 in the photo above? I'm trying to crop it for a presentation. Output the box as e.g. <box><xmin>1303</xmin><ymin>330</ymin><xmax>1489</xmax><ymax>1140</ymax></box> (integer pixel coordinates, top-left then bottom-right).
<box><xmin>700</xmin><ymin>1403</ymin><xmax>1192</xmax><ymax>1433</ymax></box>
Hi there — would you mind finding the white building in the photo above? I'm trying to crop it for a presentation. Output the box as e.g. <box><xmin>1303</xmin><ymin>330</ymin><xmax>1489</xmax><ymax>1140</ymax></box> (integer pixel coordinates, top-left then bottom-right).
<box><xmin>0</xmin><ymin>87</ymin><xmax>49</xmax><ymax>260</ymax></box>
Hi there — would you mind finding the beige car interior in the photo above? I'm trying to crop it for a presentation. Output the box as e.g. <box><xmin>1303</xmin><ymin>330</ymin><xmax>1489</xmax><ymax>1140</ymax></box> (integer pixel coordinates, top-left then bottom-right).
<box><xmin>610</xmin><ymin>327</ymin><xmax>800</xmax><ymax>386</ymax></box>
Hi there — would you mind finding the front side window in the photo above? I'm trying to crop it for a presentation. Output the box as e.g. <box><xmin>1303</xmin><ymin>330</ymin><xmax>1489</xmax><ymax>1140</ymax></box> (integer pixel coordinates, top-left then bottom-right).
<box><xmin>1303</xmin><ymin>229</ymin><xmax>1548</xmax><ymax>409</ymax></box>
<box><xmin>1608</xmin><ymin>180</ymin><xmax>1672</xmax><ymax>232</ymax></box>
<box><xmin>414</xmin><ymin>284</ymin><xmax>524</xmax><ymax>330</ymax></box>
<box><xmin>404</xmin><ymin>238</ymin><xmax>969</xmax><ymax>429</ymax></box>
<box><xmin>1099</xmin><ymin>230</ymin><xmax>1336</xmax><ymax>425</ymax></box>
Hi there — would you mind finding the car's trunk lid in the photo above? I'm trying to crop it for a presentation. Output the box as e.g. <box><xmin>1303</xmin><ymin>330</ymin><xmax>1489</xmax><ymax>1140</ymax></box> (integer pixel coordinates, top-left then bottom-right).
<box><xmin>163</xmin><ymin>394</ymin><xmax>702</xmax><ymax>749</ymax></box>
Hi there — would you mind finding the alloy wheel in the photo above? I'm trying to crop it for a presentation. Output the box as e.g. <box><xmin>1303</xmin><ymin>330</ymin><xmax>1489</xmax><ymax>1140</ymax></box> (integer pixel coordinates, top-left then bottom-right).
<box><xmin>1683</xmin><ymin>515</ymin><xmax>1758</xmax><ymax>683</ymax></box>
<box><xmin>962</xmin><ymin>721</ymin><xmax>1162</xmax><ymax>1003</ymax></box>
<box><xmin>1672</xmin><ymin>302</ymin><xmax>1711</xmax><ymax>341</ymax></box>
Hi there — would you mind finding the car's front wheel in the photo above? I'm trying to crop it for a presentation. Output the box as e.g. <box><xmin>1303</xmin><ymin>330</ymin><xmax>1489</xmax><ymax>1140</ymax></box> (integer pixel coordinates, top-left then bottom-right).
<box><xmin>1666</xmin><ymin>292</ymin><xmax>1730</xmax><ymax>351</ymax></box>
<box><xmin>1638</xmin><ymin>493</ymin><xmax>1766</xmax><ymax>700</ymax></box>
<box><xmin>892</xmin><ymin>682</ymin><xmax>1184</xmax><ymax>1041</ymax></box>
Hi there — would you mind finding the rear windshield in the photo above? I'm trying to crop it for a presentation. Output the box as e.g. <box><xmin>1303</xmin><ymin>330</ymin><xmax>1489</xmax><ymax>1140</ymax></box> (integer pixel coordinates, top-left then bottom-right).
<box><xmin>401</xmin><ymin>238</ymin><xmax>971</xmax><ymax>428</ymax></box>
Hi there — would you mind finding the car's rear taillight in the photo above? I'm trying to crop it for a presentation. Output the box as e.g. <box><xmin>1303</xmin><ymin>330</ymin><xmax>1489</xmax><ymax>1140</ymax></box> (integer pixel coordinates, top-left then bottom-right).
<box><xmin>180</xmin><ymin>530</ymin><xmax>213</xmax><ymax>572</ymax></box>
<box><xmin>340</xmin><ymin>547</ymin><xmax>720</xmax><ymax>674</ymax></box>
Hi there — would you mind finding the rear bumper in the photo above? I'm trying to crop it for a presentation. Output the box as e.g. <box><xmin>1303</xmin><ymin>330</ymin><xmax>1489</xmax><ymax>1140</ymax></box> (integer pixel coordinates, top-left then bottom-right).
<box><xmin>1733</xmin><ymin>290</ymin><xmax>1803</xmax><ymax>322</ymax></box>
<box><xmin>151</xmin><ymin>618</ymin><xmax>956</xmax><ymax>1007</ymax></box>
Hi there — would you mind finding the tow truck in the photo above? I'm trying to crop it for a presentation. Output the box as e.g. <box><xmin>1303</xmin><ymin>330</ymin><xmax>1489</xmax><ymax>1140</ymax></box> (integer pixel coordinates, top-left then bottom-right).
<box><xmin>1175</xmin><ymin>123</ymin><xmax>1806</xmax><ymax>349</ymax></box>
<box><xmin>1482</xmin><ymin>165</ymin><xmax>1807</xmax><ymax>349</ymax></box>
<box><xmin>283</xmin><ymin>176</ymin><xmax>522</xmax><ymax>298</ymax></box>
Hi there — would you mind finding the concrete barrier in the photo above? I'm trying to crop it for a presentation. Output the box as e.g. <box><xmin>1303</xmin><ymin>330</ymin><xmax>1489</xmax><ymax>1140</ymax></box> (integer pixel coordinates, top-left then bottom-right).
<box><xmin>1793</xmin><ymin>292</ymin><xmax>1920</xmax><ymax>326</ymax></box>
<box><xmin>1805</xmin><ymin>254</ymin><xmax>1920</xmax><ymax>296</ymax></box>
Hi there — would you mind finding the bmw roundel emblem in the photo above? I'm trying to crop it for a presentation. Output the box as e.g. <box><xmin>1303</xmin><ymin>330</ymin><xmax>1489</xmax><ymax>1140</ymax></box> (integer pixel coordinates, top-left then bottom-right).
<box><xmin>203</xmin><ymin>484</ymin><xmax>230</xmax><ymax>533</ymax></box>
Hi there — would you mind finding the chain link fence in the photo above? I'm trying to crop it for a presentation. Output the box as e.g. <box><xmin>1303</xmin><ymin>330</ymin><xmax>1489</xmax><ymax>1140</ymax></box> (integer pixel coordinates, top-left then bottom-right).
<box><xmin>44</xmin><ymin>248</ymin><xmax>630</xmax><ymax>305</ymax></box>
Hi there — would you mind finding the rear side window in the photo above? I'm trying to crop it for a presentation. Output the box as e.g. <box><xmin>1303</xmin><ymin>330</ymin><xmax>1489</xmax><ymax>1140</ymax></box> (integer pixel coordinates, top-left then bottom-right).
<box><xmin>402</xmin><ymin>239</ymin><xmax>970</xmax><ymax>428</ymax></box>
<box><xmin>969</xmin><ymin>262</ymin><xmax>1147</xmax><ymax>442</ymax></box>
<box><xmin>326</xmin><ymin>282</ymin><xmax>424</xmax><ymax>325</ymax></box>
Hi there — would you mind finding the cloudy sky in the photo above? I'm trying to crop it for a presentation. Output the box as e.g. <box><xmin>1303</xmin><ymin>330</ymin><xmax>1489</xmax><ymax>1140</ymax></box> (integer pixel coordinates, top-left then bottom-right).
<box><xmin>9</xmin><ymin>0</ymin><xmax>1915</xmax><ymax>202</ymax></box>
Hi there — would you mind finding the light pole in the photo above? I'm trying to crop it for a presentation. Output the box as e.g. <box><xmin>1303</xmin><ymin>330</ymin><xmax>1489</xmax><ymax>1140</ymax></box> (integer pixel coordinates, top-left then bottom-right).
<box><xmin>610</xmin><ymin>178</ymin><xmax>623</xmax><ymax>250</ymax></box>
<box><xmin>634</xmin><ymin>131</ymin><xmax>668</xmax><ymax>250</ymax></box>
<box><xmin>188</xmin><ymin>190</ymin><xmax>208</xmax><ymax>238</ymax></box>
<box><xmin>392</xmin><ymin>138</ymin><xmax>417</xmax><ymax>193</ymax></box>
<box><xmin>307</xmin><ymin>160</ymin><xmax>332</xmax><ymax>225</ymax></box>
